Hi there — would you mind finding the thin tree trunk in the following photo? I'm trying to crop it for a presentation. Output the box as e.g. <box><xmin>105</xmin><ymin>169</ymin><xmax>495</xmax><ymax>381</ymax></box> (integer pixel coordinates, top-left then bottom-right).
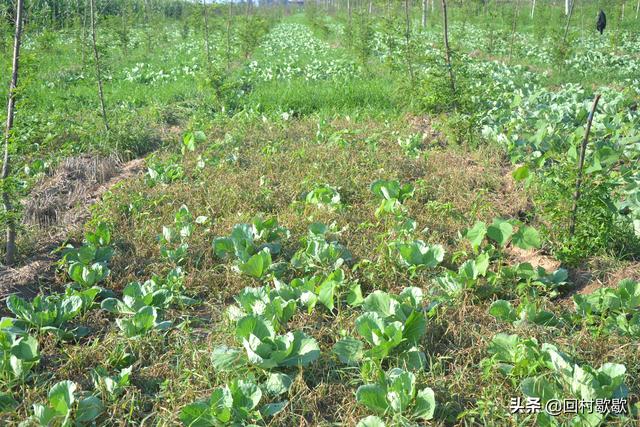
<box><xmin>369</xmin><ymin>0</ymin><xmax>372</xmax><ymax>14</ymax></box>
<box><xmin>422</xmin><ymin>0</ymin><xmax>427</xmax><ymax>27</ymax></box>
<box><xmin>562</xmin><ymin>0</ymin><xmax>575</xmax><ymax>43</ymax></box>
<box><xmin>202</xmin><ymin>0</ymin><xmax>211</xmax><ymax>68</ymax></box>
<box><xmin>531</xmin><ymin>0</ymin><xmax>536</xmax><ymax>19</ymax></box>
<box><xmin>226</xmin><ymin>2</ymin><xmax>233</xmax><ymax>70</ymax></box>
<box><xmin>441</xmin><ymin>0</ymin><xmax>456</xmax><ymax>100</ymax></box>
<box><xmin>89</xmin><ymin>0</ymin><xmax>109</xmax><ymax>131</ymax></box>
<box><xmin>144</xmin><ymin>0</ymin><xmax>151</xmax><ymax>53</ymax></box>
<box><xmin>2</xmin><ymin>0</ymin><xmax>24</xmax><ymax>266</ymax></box>
<box><xmin>565</xmin><ymin>0</ymin><xmax>570</xmax><ymax>15</ymax></box>
<box><xmin>82</xmin><ymin>0</ymin><xmax>88</xmax><ymax>69</ymax></box>
<box><xmin>121</xmin><ymin>2</ymin><xmax>128</xmax><ymax>56</ymax></box>
<box><xmin>405</xmin><ymin>0</ymin><xmax>414</xmax><ymax>85</ymax></box>
<box><xmin>636</xmin><ymin>0</ymin><xmax>639</xmax><ymax>19</ymax></box>
<box><xmin>570</xmin><ymin>94</ymin><xmax>601</xmax><ymax>236</ymax></box>
<box><xmin>509</xmin><ymin>0</ymin><xmax>521</xmax><ymax>60</ymax></box>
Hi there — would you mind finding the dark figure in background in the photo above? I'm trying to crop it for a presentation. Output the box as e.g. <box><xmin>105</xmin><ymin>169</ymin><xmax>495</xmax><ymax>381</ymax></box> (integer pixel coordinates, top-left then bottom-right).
<box><xmin>597</xmin><ymin>10</ymin><xmax>607</xmax><ymax>35</ymax></box>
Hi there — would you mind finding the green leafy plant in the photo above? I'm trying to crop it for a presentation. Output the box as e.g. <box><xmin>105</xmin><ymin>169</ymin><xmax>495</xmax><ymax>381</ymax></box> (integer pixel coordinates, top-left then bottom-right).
<box><xmin>213</xmin><ymin>217</ymin><xmax>290</xmax><ymax>263</ymax></box>
<box><xmin>91</xmin><ymin>366</ymin><xmax>132</xmax><ymax>401</ymax></box>
<box><xmin>573</xmin><ymin>279</ymin><xmax>640</xmax><ymax>337</ymax></box>
<box><xmin>465</xmin><ymin>219</ymin><xmax>541</xmax><ymax>252</ymax></box>
<box><xmin>0</xmin><ymin>319</ymin><xmax>39</xmax><ymax>387</ymax></box>
<box><xmin>238</xmin><ymin>248</ymin><xmax>274</xmax><ymax>280</ymax></box>
<box><xmin>181</xmin><ymin>130</ymin><xmax>206</xmax><ymax>154</ymax></box>
<box><xmin>521</xmin><ymin>348</ymin><xmax>629</xmax><ymax>426</ymax></box>
<box><xmin>284</xmin><ymin>268</ymin><xmax>362</xmax><ymax>313</ymax></box>
<box><xmin>159</xmin><ymin>205</ymin><xmax>205</xmax><ymax>264</ymax></box>
<box><xmin>115</xmin><ymin>306</ymin><xmax>172</xmax><ymax>339</ymax></box>
<box><xmin>334</xmin><ymin>288</ymin><xmax>427</xmax><ymax>369</ymax></box>
<box><xmin>179</xmin><ymin>378</ymin><xmax>285</xmax><ymax>426</ymax></box>
<box><xmin>484</xmin><ymin>333</ymin><xmax>552</xmax><ymax>379</ymax></box>
<box><xmin>146</xmin><ymin>156</ymin><xmax>185</xmax><ymax>187</ymax></box>
<box><xmin>227</xmin><ymin>286</ymin><xmax>298</xmax><ymax>331</ymax></box>
<box><xmin>24</xmin><ymin>380</ymin><xmax>104</xmax><ymax>426</ymax></box>
<box><xmin>60</xmin><ymin>222</ymin><xmax>113</xmax><ymax>288</ymax></box>
<box><xmin>291</xmin><ymin>223</ymin><xmax>352</xmax><ymax>273</ymax></box>
<box><xmin>370</xmin><ymin>179</ymin><xmax>414</xmax><ymax>216</ymax></box>
<box><xmin>356</xmin><ymin>367</ymin><xmax>436</xmax><ymax>424</ymax></box>
<box><xmin>101</xmin><ymin>269</ymin><xmax>195</xmax><ymax>315</ymax></box>
<box><xmin>489</xmin><ymin>298</ymin><xmax>560</xmax><ymax>327</ymax></box>
<box><xmin>6</xmin><ymin>288</ymin><xmax>98</xmax><ymax>338</ymax></box>
<box><xmin>219</xmin><ymin>315</ymin><xmax>320</xmax><ymax>370</ymax></box>
<box><xmin>305</xmin><ymin>184</ymin><xmax>341</xmax><ymax>208</ymax></box>
<box><xmin>391</xmin><ymin>239</ymin><xmax>444</xmax><ymax>270</ymax></box>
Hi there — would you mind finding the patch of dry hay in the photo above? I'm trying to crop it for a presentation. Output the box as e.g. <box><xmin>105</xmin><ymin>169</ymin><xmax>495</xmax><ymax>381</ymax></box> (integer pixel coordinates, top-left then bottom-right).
<box><xmin>23</xmin><ymin>155</ymin><xmax>120</xmax><ymax>227</ymax></box>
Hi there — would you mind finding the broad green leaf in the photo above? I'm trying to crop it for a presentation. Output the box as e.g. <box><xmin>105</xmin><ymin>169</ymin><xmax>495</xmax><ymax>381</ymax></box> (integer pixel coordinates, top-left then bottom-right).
<box><xmin>363</xmin><ymin>291</ymin><xmax>394</xmax><ymax>318</ymax></box>
<box><xmin>512</xmin><ymin>165</ymin><xmax>530</xmax><ymax>181</ymax></box>
<box><xmin>489</xmin><ymin>300</ymin><xmax>518</xmax><ymax>322</ymax></box>
<box><xmin>512</xmin><ymin>226</ymin><xmax>541</xmax><ymax>250</ymax></box>
<box><xmin>260</xmin><ymin>401</ymin><xmax>287</xmax><ymax>418</ymax></box>
<box><xmin>356</xmin><ymin>384</ymin><xmax>388</xmax><ymax>414</ymax></box>
<box><xmin>239</xmin><ymin>249</ymin><xmax>272</xmax><ymax>279</ymax></box>
<box><xmin>414</xmin><ymin>387</ymin><xmax>436</xmax><ymax>420</ymax></box>
<box><xmin>76</xmin><ymin>396</ymin><xmax>104</xmax><ymax>423</ymax></box>
<box><xmin>487</xmin><ymin>219</ymin><xmax>513</xmax><ymax>247</ymax></box>
<box><xmin>48</xmin><ymin>380</ymin><xmax>75</xmax><ymax>417</ymax></box>
<box><xmin>465</xmin><ymin>221</ymin><xmax>487</xmax><ymax>250</ymax></box>
<box><xmin>211</xmin><ymin>346</ymin><xmax>245</xmax><ymax>372</ymax></box>
<box><xmin>0</xmin><ymin>393</ymin><xmax>18</xmax><ymax>412</ymax></box>
<box><xmin>11</xmin><ymin>335</ymin><xmax>39</xmax><ymax>362</ymax></box>
<box><xmin>357</xmin><ymin>416</ymin><xmax>386</xmax><ymax>427</ymax></box>
<box><xmin>333</xmin><ymin>337</ymin><xmax>364</xmax><ymax>364</ymax></box>
<box><xmin>347</xmin><ymin>283</ymin><xmax>364</xmax><ymax>306</ymax></box>
<box><xmin>264</xmin><ymin>373</ymin><xmax>292</xmax><ymax>396</ymax></box>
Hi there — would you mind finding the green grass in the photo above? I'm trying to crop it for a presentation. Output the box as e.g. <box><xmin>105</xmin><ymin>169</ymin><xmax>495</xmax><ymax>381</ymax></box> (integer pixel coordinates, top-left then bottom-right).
<box><xmin>241</xmin><ymin>76</ymin><xmax>399</xmax><ymax>116</ymax></box>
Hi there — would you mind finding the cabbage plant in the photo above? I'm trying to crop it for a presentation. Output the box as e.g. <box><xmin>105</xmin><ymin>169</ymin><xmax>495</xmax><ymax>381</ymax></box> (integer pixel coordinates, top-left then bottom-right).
<box><xmin>61</xmin><ymin>222</ymin><xmax>113</xmax><ymax>288</ymax></box>
<box><xmin>231</xmin><ymin>315</ymin><xmax>320</xmax><ymax>369</ymax></box>
<box><xmin>24</xmin><ymin>380</ymin><xmax>104</xmax><ymax>426</ymax></box>
<box><xmin>7</xmin><ymin>288</ymin><xmax>98</xmax><ymax>337</ymax></box>
<box><xmin>356</xmin><ymin>368</ymin><xmax>436</xmax><ymax>424</ymax></box>
<box><xmin>227</xmin><ymin>286</ymin><xmax>298</xmax><ymax>331</ymax></box>
<box><xmin>369</xmin><ymin>179</ymin><xmax>414</xmax><ymax>216</ymax></box>
<box><xmin>213</xmin><ymin>217</ymin><xmax>290</xmax><ymax>262</ymax></box>
<box><xmin>291</xmin><ymin>223</ymin><xmax>352</xmax><ymax>272</ymax></box>
<box><xmin>573</xmin><ymin>279</ymin><xmax>640</xmax><ymax>337</ymax></box>
<box><xmin>333</xmin><ymin>288</ymin><xmax>427</xmax><ymax>369</ymax></box>
<box><xmin>179</xmin><ymin>379</ymin><xmax>285</xmax><ymax>426</ymax></box>
<box><xmin>115</xmin><ymin>306</ymin><xmax>172</xmax><ymax>339</ymax></box>
<box><xmin>0</xmin><ymin>319</ymin><xmax>39</xmax><ymax>387</ymax></box>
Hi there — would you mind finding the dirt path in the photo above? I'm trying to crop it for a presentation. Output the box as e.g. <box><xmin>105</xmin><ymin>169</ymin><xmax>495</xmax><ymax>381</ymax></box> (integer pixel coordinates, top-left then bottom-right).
<box><xmin>0</xmin><ymin>156</ymin><xmax>145</xmax><ymax>300</ymax></box>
